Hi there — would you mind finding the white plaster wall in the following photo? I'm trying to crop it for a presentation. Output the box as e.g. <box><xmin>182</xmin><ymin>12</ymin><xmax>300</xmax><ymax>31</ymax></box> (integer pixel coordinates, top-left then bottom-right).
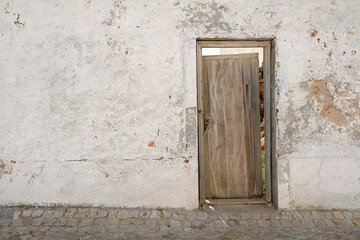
<box><xmin>0</xmin><ymin>0</ymin><xmax>359</xmax><ymax>209</ymax></box>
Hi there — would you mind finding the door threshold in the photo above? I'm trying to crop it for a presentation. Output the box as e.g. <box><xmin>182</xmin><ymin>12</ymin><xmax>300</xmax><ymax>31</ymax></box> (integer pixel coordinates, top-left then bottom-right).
<box><xmin>205</xmin><ymin>198</ymin><xmax>267</xmax><ymax>205</ymax></box>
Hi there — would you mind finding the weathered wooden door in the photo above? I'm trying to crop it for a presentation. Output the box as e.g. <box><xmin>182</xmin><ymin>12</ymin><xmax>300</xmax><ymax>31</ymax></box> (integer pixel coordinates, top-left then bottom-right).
<box><xmin>201</xmin><ymin>53</ymin><xmax>262</xmax><ymax>199</ymax></box>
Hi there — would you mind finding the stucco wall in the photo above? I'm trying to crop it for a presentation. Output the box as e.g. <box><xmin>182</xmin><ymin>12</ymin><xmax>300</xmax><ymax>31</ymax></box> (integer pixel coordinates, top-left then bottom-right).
<box><xmin>0</xmin><ymin>0</ymin><xmax>359</xmax><ymax>209</ymax></box>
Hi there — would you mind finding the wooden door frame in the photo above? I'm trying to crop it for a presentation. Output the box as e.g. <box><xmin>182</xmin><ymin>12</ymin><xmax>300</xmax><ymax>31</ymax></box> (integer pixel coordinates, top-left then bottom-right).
<box><xmin>196</xmin><ymin>39</ymin><xmax>277</xmax><ymax>207</ymax></box>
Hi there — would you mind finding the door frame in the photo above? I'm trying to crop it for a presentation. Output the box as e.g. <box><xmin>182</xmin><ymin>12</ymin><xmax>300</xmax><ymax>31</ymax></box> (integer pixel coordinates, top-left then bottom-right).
<box><xmin>196</xmin><ymin>39</ymin><xmax>277</xmax><ymax>207</ymax></box>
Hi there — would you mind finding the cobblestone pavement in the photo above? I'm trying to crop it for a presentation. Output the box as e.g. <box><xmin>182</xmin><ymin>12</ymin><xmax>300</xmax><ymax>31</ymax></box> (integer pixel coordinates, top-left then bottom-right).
<box><xmin>1</xmin><ymin>205</ymin><xmax>360</xmax><ymax>239</ymax></box>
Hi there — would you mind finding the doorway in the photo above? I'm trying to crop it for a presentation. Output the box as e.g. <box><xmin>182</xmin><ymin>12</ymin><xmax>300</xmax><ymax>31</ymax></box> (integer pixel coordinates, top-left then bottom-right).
<box><xmin>197</xmin><ymin>40</ymin><xmax>276</xmax><ymax>206</ymax></box>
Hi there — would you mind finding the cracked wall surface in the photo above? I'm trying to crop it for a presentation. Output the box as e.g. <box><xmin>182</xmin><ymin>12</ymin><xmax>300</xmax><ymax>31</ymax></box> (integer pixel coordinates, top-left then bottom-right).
<box><xmin>0</xmin><ymin>0</ymin><xmax>359</xmax><ymax>209</ymax></box>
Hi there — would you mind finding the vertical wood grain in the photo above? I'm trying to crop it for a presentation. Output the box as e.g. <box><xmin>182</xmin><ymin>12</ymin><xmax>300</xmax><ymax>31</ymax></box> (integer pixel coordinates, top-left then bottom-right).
<box><xmin>202</xmin><ymin>54</ymin><xmax>262</xmax><ymax>199</ymax></box>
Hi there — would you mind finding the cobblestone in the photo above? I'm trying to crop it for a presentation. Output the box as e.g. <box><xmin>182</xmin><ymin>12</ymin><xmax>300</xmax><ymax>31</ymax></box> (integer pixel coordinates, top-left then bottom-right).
<box><xmin>0</xmin><ymin>206</ymin><xmax>359</xmax><ymax>239</ymax></box>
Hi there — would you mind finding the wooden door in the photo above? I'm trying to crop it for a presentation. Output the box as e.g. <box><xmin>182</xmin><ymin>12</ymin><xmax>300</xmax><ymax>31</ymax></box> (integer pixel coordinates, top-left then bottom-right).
<box><xmin>201</xmin><ymin>53</ymin><xmax>262</xmax><ymax>199</ymax></box>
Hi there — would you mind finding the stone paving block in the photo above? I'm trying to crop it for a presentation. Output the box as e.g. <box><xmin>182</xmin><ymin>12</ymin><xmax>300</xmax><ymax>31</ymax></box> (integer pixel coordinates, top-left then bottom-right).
<box><xmin>251</xmin><ymin>213</ymin><xmax>261</xmax><ymax>220</ymax></box>
<box><xmin>162</xmin><ymin>210</ymin><xmax>172</xmax><ymax>218</ymax></box>
<box><xmin>182</xmin><ymin>220</ymin><xmax>191</xmax><ymax>228</ymax></box>
<box><xmin>108</xmin><ymin>217</ymin><xmax>119</xmax><ymax>226</ymax></box>
<box><xmin>260</xmin><ymin>212</ymin><xmax>270</xmax><ymax>220</ymax></box>
<box><xmin>66</xmin><ymin>218</ymin><xmax>80</xmax><ymax>227</ymax></box>
<box><xmin>220</xmin><ymin>213</ymin><xmax>230</xmax><ymax>221</ymax></box>
<box><xmin>197</xmin><ymin>212</ymin><xmax>208</xmax><ymax>220</ymax></box>
<box><xmin>22</xmin><ymin>210</ymin><xmax>32</xmax><ymax>218</ymax></box>
<box><xmin>314</xmin><ymin>219</ymin><xmax>327</xmax><ymax>227</ymax></box>
<box><xmin>238</xmin><ymin>220</ymin><xmax>249</xmax><ymax>227</ymax></box>
<box><xmin>173</xmin><ymin>211</ymin><xmax>184</xmax><ymax>220</ymax></box>
<box><xmin>270</xmin><ymin>219</ymin><xmax>281</xmax><ymax>228</ymax></box>
<box><xmin>43</xmin><ymin>210</ymin><xmax>53</xmax><ymax>218</ymax></box>
<box><xmin>87</xmin><ymin>209</ymin><xmax>98</xmax><ymax>218</ymax></box>
<box><xmin>74</xmin><ymin>209</ymin><xmax>89</xmax><ymax>218</ymax></box>
<box><xmin>96</xmin><ymin>209</ymin><xmax>108</xmax><ymax>218</ymax></box>
<box><xmin>228</xmin><ymin>219</ymin><xmax>238</xmax><ymax>226</ymax></box>
<box><xmin>332</xmin><ymin>218</ymin><xmax>346</xmax><ymax>227</ymax></box>
<box><xmin>157</xmin><ymin>219</ymin><xmax>169</xmax><ymax>227</ymax></box>
<box><xmin>0</xmin><ymin>219</ymin><xmax>11</xmax><ymax>227</ymax></box>
<box><xmin>18</xmin><ymin>233</ymin><xmax>33</xmax><ymax>240</ymax></box>
<box><xmin>117</xmin><ymin>210</ymin><xmax>128</xmax><ymax>219</ymax></box>
<box><xmin>145</xmin><ymin>219</ymin><xmax>157</xmax><ymax>228</ymax></box>
<box><xmin>192</xmin><ymin>220</ymin><xmax>204</xmax><ymax>227</ymax></box>
<box><xmin>301</xmin><ymin>219</ymin><xmax>315</xmax><ymax>228</ymax></box>
<box><xmin>301</xmin><ymin>211</ymin><xmax>313</xmax><ymax>219</ymax></box>
<box><xmin>311</xmin><ymin>211</ymin><xmax>323</xmax><ymax>219</ymax></box>
<box><xmin>149</xmin><ymin>210</ymin><xmax>161</xmax><ymax>219</ymax></box>
<box><xmin>13</xmin><ymin>210</ymin><xmax>21</xmax><ymax>220</ymax></box>
<box><xmin>108</xmin><ymin>209</ymin><xmax>118</xmax><ymax>218</ymax></box>
<box><xmin>43</xmin><ymin>217</ymin><xmax>57</xmax><ymax>227</ymax></box>
<box><xmin>353</xmin><ymin>211</ymin><xmax>360</xmax><ymax>219</ymax></box>
<box><xmin>322</xmin><ymin>211</ymin><xmax>333</xmax><ymax>219</ymax></box>
<box><xmin>269</xmin><ymin>212</ymin><xmax>281</xmax><ymax>220</ymax></box>
<box><xmin>52</xmin><ymin>210</ymin><xmax>64</xmax><ymax>218</ymax></box>
<box><xmin>214</xmin><ymin>220</ymin><xmax>227</xmax><ymax>228</ymax></box>
<box><xmin>64</xmin><ymin>208</ymin><xmax>76</xmax><ymax>218</ymax></box>
<box><xmin>54</xmin><ymin>217</ymin><xmax>68</xmax><ymax>227</ymax></box>
<box><xmin>32</xmin><ymin>217</ymin><xmax>44</xmax><ymax>226</ymax></box>
<box><xmin>280</xmin><ymin>219</ymin><xmax>292</xmax><ymax>228</ymax></box>
<box><xmin>258</xmin><ymin>220</ymin><xmax>270</xmax><ymax>228</ymax></box>
<box><xmin>128</xmin><ymin>210</ymin><xmax>139</xmax><ymax>218</ymax></box>
<box><xmin>343</xmin><ymin>211</ymin><xmax>353</xmax><ymax>219</ymax></box>
<box><xmin>78</xmin><ymin>226</ymin><xmax>91</xmax><ymax>233</ymax></box>
<box><xmin>208</xmin><ymin>212</ymin><xmax>218</xmax><ymax>220</ymax></box>
<box><xmin>343</xmin><ymin>219</ymin><xmax>355</xmax><ymax>227</ymax></box>
<box><xmin>186</xmin><ymin>211</ymin><xmax>197</xmax><ymax>221</ymax></box>
<box><xmin>204</xmin><ymin>220</ymin><xmax>214</xmax><ymax>228</ymax></box>
<box><xmin>139</xmin><ymin>211</ymin><xmax>150</xmax><ymax>218</ymax></box>
<box><xmin>170</xmin><ymin>220</ymin><xmax>182</xmax><ymax>228</ymax></box>
<box><xmin>332</xmin><ymin>211</ymin><xmax>344</xmax><ymax>219</ymax></box>
<box><xmin>324</xmin><ymin>219</ymin><xmax>336</xmax><ymax>227</ymax></box>
<box><xmin>120</xmin><ymin>219</ymin><xmax>131</xmax><ymax>227</ymax></box>
<box><xmin>79</xmin><ymin>218</ymin><xmax>94</xmax><ymax>227</ymax></box>
<box><xmin>32</xmin><ymin>209</ymin><xmax>44</xmax><ymax>217</ymax></box>
<box><xmin>352</xmin><ymin>219</ymin><xmax>360</xmax><ymax>226</ymax></box>
<box><xmin>131</xmin><ymin>218</ymin><xmax>143</xmax><ymax>225</ymax></box>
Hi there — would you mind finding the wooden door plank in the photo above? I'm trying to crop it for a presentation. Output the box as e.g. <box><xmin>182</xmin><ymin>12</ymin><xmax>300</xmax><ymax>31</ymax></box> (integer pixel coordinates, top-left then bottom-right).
<box><xmin>202</xmin><ymin>55</ymin><xmax>261</xmax><ymax>199</ymax></box>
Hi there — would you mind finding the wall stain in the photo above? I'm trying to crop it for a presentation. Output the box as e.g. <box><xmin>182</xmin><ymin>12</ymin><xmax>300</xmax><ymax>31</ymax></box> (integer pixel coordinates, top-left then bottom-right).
<box><xmin>307</xmin><ymin>76</ymin><xmax>360</xmax><ymax>126</ymax></box>
<box><xmin>177</xmin><ymin>2</ymin><xmax>234</xmax><ymax>33</ymax></box>
<box><xmin>0</xmin><ymin>160</ymin><xmax>13</xmax><ymax>178</ymax></box>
